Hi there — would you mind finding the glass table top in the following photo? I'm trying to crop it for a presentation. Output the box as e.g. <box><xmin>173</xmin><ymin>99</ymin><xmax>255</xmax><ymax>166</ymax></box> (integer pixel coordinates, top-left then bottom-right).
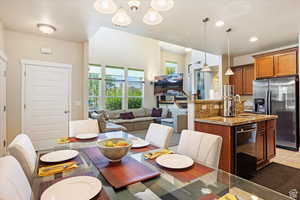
<box><xmin>32</xmin><ymin>131</ymin><xmax>292</xmax><ymax>200</ymax></box>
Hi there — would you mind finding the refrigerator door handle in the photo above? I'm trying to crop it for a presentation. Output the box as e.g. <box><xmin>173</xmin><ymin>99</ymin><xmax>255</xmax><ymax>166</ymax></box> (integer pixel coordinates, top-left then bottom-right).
<box><xmin>265</xmin><ymin>90</ymin><xmax>269</xmax><ymax>114</ymax></box>
<box><xmin>269</xmin><ymin>91</ymin><xmax>272</xmax><ymax>114</ymax></box>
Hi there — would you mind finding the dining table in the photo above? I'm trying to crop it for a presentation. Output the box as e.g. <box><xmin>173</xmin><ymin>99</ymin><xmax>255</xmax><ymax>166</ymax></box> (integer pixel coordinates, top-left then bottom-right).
<box><xmin>32</xmin><ymin>131</ymin><xmax>293</xmax><ymax>200</ymax></box>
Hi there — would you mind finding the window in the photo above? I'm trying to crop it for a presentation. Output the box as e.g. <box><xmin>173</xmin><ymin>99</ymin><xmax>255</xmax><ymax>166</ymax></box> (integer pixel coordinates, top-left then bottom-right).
<box><xmin>165</xmin><ymin>61</ymin><xmax>177</xmax><ymax>75</ymax></box>
<box><xmin>128</xmin><ymin>69</ymin><xmax>144</xmax><ymax>109</ymax></box>
<box><xmin>105</xmin><ymin>66</ymin><xmax>124</xmax><ymax>110</ymax></box>
<box><xmin>88</xmin><ymin>64</ymin><xmax>101</xmax><ymax>111</ymax></box>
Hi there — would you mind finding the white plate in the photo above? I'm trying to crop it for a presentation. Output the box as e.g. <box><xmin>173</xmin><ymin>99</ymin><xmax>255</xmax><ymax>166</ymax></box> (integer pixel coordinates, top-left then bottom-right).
<box><xmin>40</xmin><ymin>150</ymin><xmax>79</xmax><ymax>163</ymax></box>
<box><xmin>41</xmin><ymin>176</ymin><xmax>102</xmax><ymax>200</ymax></box>
<box><xmin>75</xmin><ymin>133</ymin><xmax>98</xmax><ymax>140</ymax></box>
<box><xmin>156</xmin><ymin>154</ymin><xmax>194</xmax><ymax>169</ymax></box>
<box><xmin>131</xmin><ymin>138</ymin><xmax>150</xmax><ymax>148</ymax></box>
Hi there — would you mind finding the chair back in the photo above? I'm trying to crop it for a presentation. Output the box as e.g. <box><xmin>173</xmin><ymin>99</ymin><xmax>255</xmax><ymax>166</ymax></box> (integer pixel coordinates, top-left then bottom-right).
<box><xmin>145</xmin><ymin>123</ymin><xmax>173</xmax><ymax>148</ymax></box>
<box><xmin>8</xmin><ymin>133</ymin><xmax>37</xmax><ymax>181</ymax></box>
<box><xmin>0</xmin><ymin>156</ymin><xmax>32</xmax><ymax>200</ymax></box>
<box><xmin>177</xmin><ymin>130</ymin><xmax>222</xmax><ymax>168</ymax></box>
<box><xmin>69</xmin><ymin>120</ymin><xmax>99</xmax><ymax>137</ymax></box>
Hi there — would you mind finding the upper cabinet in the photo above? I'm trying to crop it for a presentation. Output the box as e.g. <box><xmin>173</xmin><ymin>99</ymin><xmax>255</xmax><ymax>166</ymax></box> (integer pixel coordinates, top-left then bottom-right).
<box><xmin>254</xmin><ymin>47</ymin><xmax>298</xmax><ymax>79</ymax></box>
<box><xmin>229</xmin><ymin>64</ymin><xmax>254</xmax><ymax>95</ymax></box>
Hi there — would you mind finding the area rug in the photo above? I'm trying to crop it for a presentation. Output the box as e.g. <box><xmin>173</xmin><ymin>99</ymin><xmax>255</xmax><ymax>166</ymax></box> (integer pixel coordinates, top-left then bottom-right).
<box><xmin>250</xmin><ymin>162</ymin><xmax>300</xmax><ymax>199</ymax></box>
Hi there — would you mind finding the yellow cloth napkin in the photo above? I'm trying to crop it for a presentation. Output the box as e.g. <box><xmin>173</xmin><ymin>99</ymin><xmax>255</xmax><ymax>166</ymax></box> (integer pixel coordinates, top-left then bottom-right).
<box><xmin>57</xmin><ymin>137</ymin><xmax>70</xmax><ymax>144</ymax></box>
<box><xmin>218</xmin><ymin>193</ymin><xmax>237</xmax><ymax>200</ymax></box>
<box><xmin>144</xmin><ymin>149</ymin><xmax>173</xmax><ymax>160</ymax></box>
<box><xmin>38</xmin><ymin>161</ymin><xmax>78</xmax><ymax>177</ymax></box>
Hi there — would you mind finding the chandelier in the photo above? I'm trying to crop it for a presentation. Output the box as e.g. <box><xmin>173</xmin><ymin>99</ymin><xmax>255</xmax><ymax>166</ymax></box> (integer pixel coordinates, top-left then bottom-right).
<box><xmin>94</xmin><ymin>0</ymin><xmax>175</xmax><ymax>27</ymax></box>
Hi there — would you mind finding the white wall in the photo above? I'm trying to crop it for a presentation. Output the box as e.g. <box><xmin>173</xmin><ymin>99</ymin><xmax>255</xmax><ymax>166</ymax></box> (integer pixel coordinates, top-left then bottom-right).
<box><xmin>0</xmin><ymin>21</ymin><xmax>4</xmax><ymax>51</ymax></box>
<box><xmin>89</xmin><ymin>27</ymin><xmax>161</xmax><ymax>109</ymax></box>
<box><xmin>4</xmin><ymin>30</ymin><xmax>84</xmax><ymax>143</ymax></box>
<box><xmin>160</xmin><ymin>50</ymin><xmax>185</xmax><ymax>74</ymax></box>
<box><xmin>233</xmin><ymin>54</ymin><xmax>254</xmax><ymax>66</ymax></box>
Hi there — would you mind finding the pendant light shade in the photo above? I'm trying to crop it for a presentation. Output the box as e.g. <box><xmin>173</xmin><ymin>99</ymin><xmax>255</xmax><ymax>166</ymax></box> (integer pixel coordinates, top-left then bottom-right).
<box><xmin>151</xmin><ymin>0</ymin><xmax>174</xmax><ymax>11</ymax></box>
<box><xmin>225</xmin><ymin>28</ymin><xmax>234</xmax><ymax>76</ymax></box>
<box><xmin>94</xmin><ymin>0</ymin><xmax>117</xmax><ymax>14</ymax></box>
<box><xmin>225</xmin><ymin>67</ymin><xmax>234</xmax><ymax>76</ymax></box>
<box><xmin>112</xmin><ymin>8</ymin><xmax>132</xmax><ymax>27</ymax></box>
<box><xmin>201</xmin><ymin>18</ymin><xmax>212</xmax><ymax>72</ymax></box>
<box><xmin>143</xmin><ymin>9</ymin><xmax>163</xmax><ymax>25</ymax></box>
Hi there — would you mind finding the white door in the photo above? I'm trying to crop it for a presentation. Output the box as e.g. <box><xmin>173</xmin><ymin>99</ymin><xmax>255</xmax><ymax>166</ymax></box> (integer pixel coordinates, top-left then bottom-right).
<box><xmin>22</xmin><ymin>61</ymin><xmax>71</xmax><ymax>149</ymax></box>
<box><xmin>0</xmin><ymin>61</ymin><xmax>6</xmax><ymax>155</ymax></box>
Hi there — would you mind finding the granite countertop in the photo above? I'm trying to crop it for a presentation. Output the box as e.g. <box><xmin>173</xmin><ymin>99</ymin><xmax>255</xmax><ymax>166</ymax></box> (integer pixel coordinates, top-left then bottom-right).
<box><xmin>195</xmin><ymin>113</ymin><xmax>278</xmax><ymax>126</ymax></box>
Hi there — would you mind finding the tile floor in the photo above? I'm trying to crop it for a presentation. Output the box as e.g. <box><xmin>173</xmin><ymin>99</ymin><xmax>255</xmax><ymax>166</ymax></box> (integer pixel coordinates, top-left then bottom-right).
<box><xmin>272</xmin><ymin>148</ymin><xmax>300</xmax><ymax>169</ymax></box>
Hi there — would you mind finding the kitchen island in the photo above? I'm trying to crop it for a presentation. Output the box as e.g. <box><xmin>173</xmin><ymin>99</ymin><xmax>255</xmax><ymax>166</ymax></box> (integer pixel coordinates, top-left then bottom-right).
<box><xmin>195</xmin><ymin>113</ymin><xmax>278</xmax><ymax>175</ymax></box>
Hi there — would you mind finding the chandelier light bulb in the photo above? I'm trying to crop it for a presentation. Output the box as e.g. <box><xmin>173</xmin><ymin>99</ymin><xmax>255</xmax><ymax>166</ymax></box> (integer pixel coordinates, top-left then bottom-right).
<box><xmin>151</xmin><ymin>0</ymin><xmax>174</xmax><ymax>11</ymax></box>
<box><xmin>143</xmin><ymin>8</ymin><xmax>163</xmax><ymax>25</ymax></box>
<box><xmin>94</xmin><ymin>0</ymin><xmax>117</xmax><ymax>14</ymax></box>
<box><xmin>112</xmin><ymin>8</ymin><xmax>132</xmax><ymax>27</ymax></box>
<box><xmin>128</xmin><ymin>0</ymin><xmax>141</xmax><ymax>11</ymax></box>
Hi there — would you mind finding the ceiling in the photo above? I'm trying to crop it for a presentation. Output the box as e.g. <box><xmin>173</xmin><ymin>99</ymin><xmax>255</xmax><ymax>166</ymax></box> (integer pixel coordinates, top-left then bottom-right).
<box><xmin>0</xmin><ymin>0</ymin><xmax>299</xmax><ymax>56</ymax></box>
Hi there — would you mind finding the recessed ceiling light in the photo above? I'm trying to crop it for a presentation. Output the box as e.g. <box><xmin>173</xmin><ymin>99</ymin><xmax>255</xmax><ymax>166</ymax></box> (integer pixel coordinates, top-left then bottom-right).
<box><xmin>215</xmin><ymin>20</ymin><xmax>225</xmax><ymax>27</ymax></box>
<box><xmin>37</xmin><ymin>24</ymin><xmax>56</xmax><ymax>34</ymax></box>
<box><xmin>249</xmin><ymin>37</ymin><xmax>258</xmax><ymax>42</ymax></box>
<box><xmin>185</xmin><ymin>48</ymin><xmax>192</xmax><ymax>52</ymax></box>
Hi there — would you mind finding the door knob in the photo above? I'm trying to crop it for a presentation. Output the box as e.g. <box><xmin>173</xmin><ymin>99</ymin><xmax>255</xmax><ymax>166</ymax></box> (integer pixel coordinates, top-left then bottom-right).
<box><xmin>64</xmin><ymin>110</ymin><xmax>70</xmax><ymax>114</ymax></box>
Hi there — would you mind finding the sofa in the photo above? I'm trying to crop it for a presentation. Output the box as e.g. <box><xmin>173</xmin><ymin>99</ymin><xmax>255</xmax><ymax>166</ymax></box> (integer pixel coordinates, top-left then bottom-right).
<box><xmin>90</xmin><ymin>108</ymin><xmax>170</xmax><ymax>132</ymax></box>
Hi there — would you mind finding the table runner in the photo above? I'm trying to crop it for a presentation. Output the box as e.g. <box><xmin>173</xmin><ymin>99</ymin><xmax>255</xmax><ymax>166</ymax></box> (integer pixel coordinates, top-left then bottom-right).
<box><xmin>38</xmin><ymin>172</ymin><xmax>109</xmax><ymax>200</ymax></box>
<box><xmin>147</xmin><ymin>159</ymin><xmax>214</xmax><ymax>183</ymax></box>
<box><xmin>82</xmin><ymin>147</ymin><xmax>160</xmax><ymax>189</ymax></box>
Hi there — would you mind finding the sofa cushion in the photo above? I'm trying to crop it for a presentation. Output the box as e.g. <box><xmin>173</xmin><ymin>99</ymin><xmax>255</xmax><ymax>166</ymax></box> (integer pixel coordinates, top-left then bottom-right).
<box><xmin>110</xmin><ymin>117</ymin><xmax>155</xmax><ymax>124</ymax></box>
<box><xmin>103</xmin><ymin>122</ymin><xmax>127</xmax><ymax>132</ymax></box>
<box><xmin>151</xmin><ymin>108</ymin><xmax>162</xmax><ymax>117</ymax></box>
<box><xmin>144</xmin><ymin>108</ymin><xmax>152</xmax><ymax>117</ymax></box>
<box><xmin>107</xmin><ymin>110</ymin><xmax>123</xmax><ymax>119</ymax></box>
<box><xmin>120</xmin><ymin>112</ymin><xmax>135</xmax><ymax>119</ymax></box>
<box><xmin>132</xmin><ymin>108</ymin><xmax>146</xmax><ymax>118</ymax></box>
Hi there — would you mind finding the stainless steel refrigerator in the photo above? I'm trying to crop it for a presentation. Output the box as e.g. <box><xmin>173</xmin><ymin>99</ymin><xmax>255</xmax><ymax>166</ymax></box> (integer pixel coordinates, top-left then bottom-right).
<box><xmin>253</xmin><ymin>76</ymin><xmax>299</xmax><ymax>151</ymax></box>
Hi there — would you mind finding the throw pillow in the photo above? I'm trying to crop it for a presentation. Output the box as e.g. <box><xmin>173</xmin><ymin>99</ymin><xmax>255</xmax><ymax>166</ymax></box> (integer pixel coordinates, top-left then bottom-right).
<box><xmin>120</xmin><ymin>112</ymin><xmax>135</xmax><ymax>119</ymax></box>
<box><xmin>151</xmin><ymin>108</ymin><xmax>162</xmax><ymax>117</ymax></box>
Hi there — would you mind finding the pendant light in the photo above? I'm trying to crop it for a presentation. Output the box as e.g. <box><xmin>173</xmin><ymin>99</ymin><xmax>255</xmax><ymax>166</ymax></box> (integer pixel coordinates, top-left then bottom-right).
<box><xmin>112</xmin><ymin>8</ymin><xmax>132</xmax><ymax>27</ymax></box>
<box><xmin>225</xmin><ymin>28</ymin><xmax>234</xmax><ymax>76</ymax></box>
<box><xmin>151</xmin><ymin>0</ymin><xmax>174</xmax><ymax>11</ymax></box>
<box><xmin>201</xmin><ymin>17</ymin><xmax>212</xmax><ymax>72</ymax></box>
<box><xmin>94</xmin><ymin>0</ymin><xmax>117</xmax><ymax>14</ymax></box>
<box><xmin>143</xmin><ymin>8</ymin><xmax>163</xmax><ymax>25</ymax></box>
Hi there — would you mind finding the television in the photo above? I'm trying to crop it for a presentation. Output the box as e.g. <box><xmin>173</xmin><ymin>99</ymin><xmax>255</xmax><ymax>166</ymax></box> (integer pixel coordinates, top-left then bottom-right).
<box><xmin>154</xmin><ymin>73</ymin><xmax>183</xmax><ymax>95</ymax></box>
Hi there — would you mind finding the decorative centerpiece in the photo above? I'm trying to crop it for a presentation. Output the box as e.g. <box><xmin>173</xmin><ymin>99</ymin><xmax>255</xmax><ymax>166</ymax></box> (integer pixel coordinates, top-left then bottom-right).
<box><xmin>97</xmin><ymin>138</ymin><xmax>132</xmax><ymax>162</ymax></box>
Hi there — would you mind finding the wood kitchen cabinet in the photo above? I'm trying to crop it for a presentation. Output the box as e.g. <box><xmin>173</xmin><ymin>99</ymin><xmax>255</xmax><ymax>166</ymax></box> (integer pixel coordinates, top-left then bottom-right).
<box><xmin>256</xmin><ymin>120</ymin><xmax>276</xmax><ymax>167</ymax></box>
<box><xmin>274</xmin><ymin>51</ymin><xmax>297</xmax><ymax>77</ymax></box>
<box><xmin>229</xmin><ymin>64</ymin><xmax>254</xmax><ymax>95</ymax></box>
<box><xmin>254</xmin><ymin>47</ymin><xmax>298</xmax><ymax>79</ymax></box>
<box><xmin>266</xmin><ymin>120</ymin><xmax>276</xmax><ymax>160</ymax></box>
<box><xmin>255</xmin><ymin>56</ymin><xmax>274</xmax><ymax>78</ymax></box>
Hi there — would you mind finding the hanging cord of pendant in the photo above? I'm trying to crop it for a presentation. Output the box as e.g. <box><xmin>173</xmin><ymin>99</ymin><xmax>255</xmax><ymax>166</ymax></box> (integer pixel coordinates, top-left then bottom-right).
<box><xmin>226</xmin><ymin>28</ymin><xmax>232</xmax><ymax>68</ymax></box>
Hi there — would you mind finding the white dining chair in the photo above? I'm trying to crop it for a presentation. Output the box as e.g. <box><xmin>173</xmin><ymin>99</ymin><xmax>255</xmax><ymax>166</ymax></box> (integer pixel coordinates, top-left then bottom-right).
<box><xmin>69</xmin><ymin>119</ymin><xmax>99</xmax><ymax>137</ymax></box>
<box><xmin>0</xmin><ymin>156</ymin><xmax>32</xmax><ymax>200</ymax></box>
<box><xmin>8</xmin><ymin>133</ymin><xmax>37</xmax><ymax>182</ymax></box>
<box><xmin>177</xmin><ymin>130</ymin><xmax>223</xmax><ymax>169</ymax></box>
<box><xmin>145</xmin><ymin>123</ymin><xmax>173</xmax><ymax>148</ymax></box>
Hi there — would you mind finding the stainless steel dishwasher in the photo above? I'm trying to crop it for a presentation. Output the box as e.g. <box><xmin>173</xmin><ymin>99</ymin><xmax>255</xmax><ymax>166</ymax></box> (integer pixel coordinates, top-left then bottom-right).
<box><xmin>234</xmin><ymin>123</ymin><xmax>257</xmax><ymax>178</ymax></box>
